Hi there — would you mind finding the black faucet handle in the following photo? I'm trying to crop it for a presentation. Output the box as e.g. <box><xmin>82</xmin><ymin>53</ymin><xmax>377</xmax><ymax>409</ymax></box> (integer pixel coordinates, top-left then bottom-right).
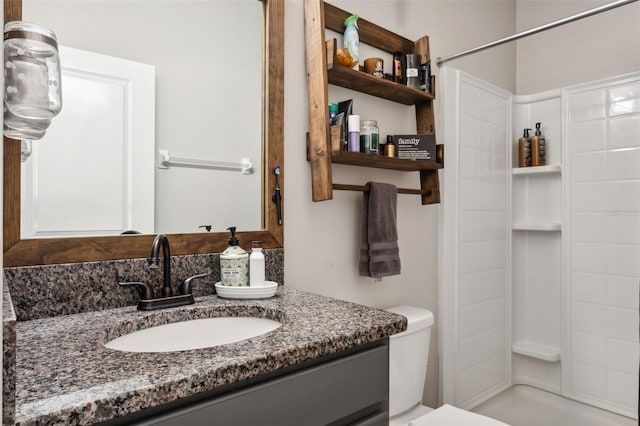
<box><xmin>179</xmin><ymin>272</ymin><xmax>211</xmax><ymax>295</ymax></box>
<box><xmin>119</xmin><ymin>281</ymin><xmax>155</xmax><ymax>300</ymax></box>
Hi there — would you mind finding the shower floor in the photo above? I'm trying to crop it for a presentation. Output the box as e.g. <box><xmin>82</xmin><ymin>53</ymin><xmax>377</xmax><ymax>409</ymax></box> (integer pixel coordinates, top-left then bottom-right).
<box><xmin>472</xmin><ymin>385</ymin><xmax>636</xmax><ymax>426</ymax></box>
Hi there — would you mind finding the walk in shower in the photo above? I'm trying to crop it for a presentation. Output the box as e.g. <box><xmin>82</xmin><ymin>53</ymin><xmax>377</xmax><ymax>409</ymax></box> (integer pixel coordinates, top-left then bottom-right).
<box><xmin>440</xmin><ymin>67</ymin><xmax>639</xmax><ymax>422</ymax></box>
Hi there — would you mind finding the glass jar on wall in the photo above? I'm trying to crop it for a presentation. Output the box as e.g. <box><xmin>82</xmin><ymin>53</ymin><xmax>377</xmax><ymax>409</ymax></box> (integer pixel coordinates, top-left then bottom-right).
<box><xmin>4</xmin><ymin>21</ymin><xmax>62</xmax><ymax>121</ymax></box>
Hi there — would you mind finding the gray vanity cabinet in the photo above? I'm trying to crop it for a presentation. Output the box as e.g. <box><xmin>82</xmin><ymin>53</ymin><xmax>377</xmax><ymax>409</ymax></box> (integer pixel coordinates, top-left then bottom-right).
<box><xmin>114</xmin><ymin>340</ymin><xmax>389</xmax><ymax>426</ymax></box>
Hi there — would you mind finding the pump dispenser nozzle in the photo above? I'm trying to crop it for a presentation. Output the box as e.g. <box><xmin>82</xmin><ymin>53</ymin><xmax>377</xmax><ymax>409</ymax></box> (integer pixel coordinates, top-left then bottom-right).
<box><xmin>523</xmin><ymin>128</ymin><xmax>532</xmax><ymax>138</ymax></box>
<box><xmin>226</xmin><ymin>226</ymin><xmax>239</xmax><ymax>246</ymax></box>
<box><xmin>535</xmin><ymin>122</ymin><xmax>542</xmax><ymax>135</ymax></box>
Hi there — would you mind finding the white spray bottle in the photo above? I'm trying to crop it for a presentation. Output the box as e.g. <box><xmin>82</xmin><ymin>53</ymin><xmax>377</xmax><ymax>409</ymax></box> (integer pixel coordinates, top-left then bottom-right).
<box><xmin>343</xmin><ymin>14</ymin><xmax>359</xmax><ymax>70</ymax></box>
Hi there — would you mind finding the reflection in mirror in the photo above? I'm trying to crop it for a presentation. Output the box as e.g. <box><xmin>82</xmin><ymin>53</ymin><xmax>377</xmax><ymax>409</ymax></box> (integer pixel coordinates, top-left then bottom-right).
<box><xmin>21</xmin><ymin>0</ymin><xmax>262</xmax><ymax>237</ymax></box>
<box><xmin>3</xmin><ymin>0</ymin><xmax>284</xmax><ymax>267</ymax></box>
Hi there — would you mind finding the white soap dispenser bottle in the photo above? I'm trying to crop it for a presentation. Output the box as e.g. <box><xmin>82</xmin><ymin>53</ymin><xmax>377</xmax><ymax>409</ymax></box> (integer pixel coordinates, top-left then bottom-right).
<box><xmin>249</xmin><ymin>241</ymin><xmax>265</xmax><ymax>286</ymax></box>
<box><xmin>220</xmin><ymin>226</ymin><xmax>249</xmax><ymax>286</ymax></box>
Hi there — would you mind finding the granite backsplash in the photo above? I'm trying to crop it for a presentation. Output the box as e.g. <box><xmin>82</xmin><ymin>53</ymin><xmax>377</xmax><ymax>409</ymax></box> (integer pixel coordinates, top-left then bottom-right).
<box><xmin>3</xmin><ymin>248</ymin><xmax>284</xmax><ymax>322</ymax></box>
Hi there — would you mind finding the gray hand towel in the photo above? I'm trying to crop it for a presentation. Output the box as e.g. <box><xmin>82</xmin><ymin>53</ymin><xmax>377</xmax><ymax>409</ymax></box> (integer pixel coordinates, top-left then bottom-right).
<box><xmin>359</xmin><ymin>182</ymin><xmax>401</xmax><ymax>278</ymax></box>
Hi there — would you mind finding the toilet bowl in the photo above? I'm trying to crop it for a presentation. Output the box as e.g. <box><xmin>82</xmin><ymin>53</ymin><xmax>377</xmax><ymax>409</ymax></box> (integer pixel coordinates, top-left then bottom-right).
<box><xmin>386</xmin><ymin>305</ymin><xmax>509</xmax><ymax>426</ymax></box>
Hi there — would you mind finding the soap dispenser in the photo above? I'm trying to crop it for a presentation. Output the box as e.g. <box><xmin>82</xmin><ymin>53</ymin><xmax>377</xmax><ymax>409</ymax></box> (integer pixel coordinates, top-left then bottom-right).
<box><xmin>220</xmin><ymin>227</ymin><xmax>249</xmax><ymax>286</ymax></box>
<box><xmin>518</xmin><ymin>128</ymin><xmax>532</xmax><ymax>167</ymax></box>
<box><xmin>531</xmin><ymin>122</ymin><xmax>546</xmax><ymax>166</ymax></box>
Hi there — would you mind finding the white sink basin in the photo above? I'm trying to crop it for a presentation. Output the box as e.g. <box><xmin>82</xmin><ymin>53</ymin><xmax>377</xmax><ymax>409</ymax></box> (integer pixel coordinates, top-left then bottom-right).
<box><xmin>104</xmin><ymin>317</ymin><xmax>282</xmax><ymax>353</ymax></box>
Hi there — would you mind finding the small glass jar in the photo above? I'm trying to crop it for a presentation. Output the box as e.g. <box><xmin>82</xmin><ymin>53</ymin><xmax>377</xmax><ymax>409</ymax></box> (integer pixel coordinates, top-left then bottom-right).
<box><xmin>360</xmin><ymin>120</ymin><xmax>379</xmax><ymax>155</ymax></box>
<box><xmin>4</xmin><ymin>21</ymin><xmax>62</xmax><ymax>120</ymax></box>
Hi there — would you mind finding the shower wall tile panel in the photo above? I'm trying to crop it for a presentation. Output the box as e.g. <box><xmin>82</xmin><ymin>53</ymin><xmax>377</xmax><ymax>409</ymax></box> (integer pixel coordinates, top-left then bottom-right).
<box><xmin>567</xmin><ymin>78</ymin><xmax>640</xmax><ymax>418</ymax></box>
<box><xmin>455</xmin><ymin>77</ymin><xmax>510</xmax><ymax>407</ymax></box>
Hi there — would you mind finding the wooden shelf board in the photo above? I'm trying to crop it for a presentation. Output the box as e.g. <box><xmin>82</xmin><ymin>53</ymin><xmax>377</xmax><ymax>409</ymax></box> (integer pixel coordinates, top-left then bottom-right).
<box><xmin>331</xmin><ymin>151</ymin><xmax>442</xmax><ymax>171</ymax></box>
<box><xmin>512</xmin><ymin>341</ymin><xmax>561</xmax><ymax>362</ymax></box>
<box><xmin>513</xmin><ymin>165</ymin><xmax>562</xmax><ymax>175</ymax></box>
<box><xmin>323</xmin><ymin>3</ymin><xmax>414</xmax><ymax>54</ymax></box>
<box><xmin>513</xmin><ymin>223</ymin><xmax>561</xmax><ymax>231</ymax></box>
<box><xmin>327</xmin><ymin>64</ymin><xmax>434</xmax><ymax>105</ymax></box>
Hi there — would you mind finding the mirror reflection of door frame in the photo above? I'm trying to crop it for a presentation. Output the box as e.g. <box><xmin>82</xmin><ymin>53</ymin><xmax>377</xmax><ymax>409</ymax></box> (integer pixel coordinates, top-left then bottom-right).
<box><xmin>21</xmin><ymin>46</ymin><xmax>155</xmax><ymax>238</ymax></box>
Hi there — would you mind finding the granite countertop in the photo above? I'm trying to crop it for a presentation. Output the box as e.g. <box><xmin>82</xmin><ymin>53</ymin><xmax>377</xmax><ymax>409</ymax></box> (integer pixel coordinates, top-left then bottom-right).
<box><xmin>14</xmin><ymin>287</ymin><xmax>406</xmax><ymax>425</ymax></box>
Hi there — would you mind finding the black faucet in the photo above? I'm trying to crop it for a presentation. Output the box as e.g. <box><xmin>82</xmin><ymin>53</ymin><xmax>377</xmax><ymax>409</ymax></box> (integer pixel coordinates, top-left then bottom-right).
<box><xmin>118</xmin><ymin>234</ymin><xmax>210</xmax><ymax>311</ymax></box>
<box><xmin>148</xmin><ymin>234</ymin><xmax>173</xmax><ymax>297</ymax></box>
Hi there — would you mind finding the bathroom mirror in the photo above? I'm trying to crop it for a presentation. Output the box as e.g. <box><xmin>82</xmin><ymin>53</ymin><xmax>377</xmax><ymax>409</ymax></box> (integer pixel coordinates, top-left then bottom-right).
<box><xmin>3</xmin><ymin>0</ymin><xmax>284</xmax><ymax>267</ymax></box>
<box><xmin>20</xmin><ymin>0</ymin><xmax>263</xmax><ymax>238</ymax></box>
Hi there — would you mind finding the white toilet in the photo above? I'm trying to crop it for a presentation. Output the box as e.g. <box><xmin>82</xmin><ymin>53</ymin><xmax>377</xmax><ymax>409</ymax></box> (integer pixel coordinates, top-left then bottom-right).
<box><xmin>386</xmin><ymin>305</ymin><xmax>509</xmax><ymax>426</ymax></box>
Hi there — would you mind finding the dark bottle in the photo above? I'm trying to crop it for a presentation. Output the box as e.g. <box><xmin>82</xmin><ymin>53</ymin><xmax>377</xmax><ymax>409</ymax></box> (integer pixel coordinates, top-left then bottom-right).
<box><xmin>531</xmin><ymin>122</ymin><xmax>546</xmax><ymax>166</ymax></box>
<box><xmin>392</xmin><ymin>52</ymin><xmax>404</xmax><ymax>84</ymax></box>
<box><xmin>405</xmin><ymin>54</ymin><xmax>420</xmax><ymax>89</ymax></box>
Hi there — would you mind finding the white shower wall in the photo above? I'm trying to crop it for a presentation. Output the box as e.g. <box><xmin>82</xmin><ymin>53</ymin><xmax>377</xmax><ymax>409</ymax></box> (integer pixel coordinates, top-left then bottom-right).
<box><xmin>563</xmin><ymin>75</ymin><xmax>640</xmax><ymax>418</ymax></box>
<box><xmin>441</xmin><ymin>68</ymin><xmax>512</xmax><ymax>409</ymax></box>
<box><xmin>442</xmin><ymin>69</ymin><xmax>639</xmax><ymax>419</ymax></box>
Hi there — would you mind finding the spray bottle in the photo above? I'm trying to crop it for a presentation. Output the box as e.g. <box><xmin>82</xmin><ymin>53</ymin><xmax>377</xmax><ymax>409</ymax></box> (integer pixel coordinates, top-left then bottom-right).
<box><xmin>531</xmin><ymin>122</ymin><xmax>546</xmax><ymax>166</ymax></box>
<box><xmin>343</xmin><ymin>14</ymin><xmax>359</xmax><ymax>71</ymax></box>
<box><xmin>518</xmin><ymin>128</ymin><xmax>532</xmax><ymax>167</ymax></box>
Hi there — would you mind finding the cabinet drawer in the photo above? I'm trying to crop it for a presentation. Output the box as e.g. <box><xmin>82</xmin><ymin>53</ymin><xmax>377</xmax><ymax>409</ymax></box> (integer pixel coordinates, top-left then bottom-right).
<box><xmin>133</xmin><ymin>343</ymin><xmax>389</xmax><ymax>426</ymax></box>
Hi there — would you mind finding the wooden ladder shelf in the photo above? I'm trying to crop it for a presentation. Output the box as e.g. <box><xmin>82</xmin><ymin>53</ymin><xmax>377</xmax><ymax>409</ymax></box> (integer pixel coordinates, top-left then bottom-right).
<box><xmin>304</xmin><ymin>0</ymin><xmax>443</xmax><ymax>205</ymax></box>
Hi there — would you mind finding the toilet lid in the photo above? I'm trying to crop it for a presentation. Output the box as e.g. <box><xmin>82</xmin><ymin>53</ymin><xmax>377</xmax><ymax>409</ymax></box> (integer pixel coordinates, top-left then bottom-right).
<box><xmin>408</xmin><ymin>404</ymin><xmax>510</xmax><ymax>426</ymax></box>
<box><xmin>385</xmin><ymin>305</ymin><xmax>434</xmax><ymax>333</ymax></box>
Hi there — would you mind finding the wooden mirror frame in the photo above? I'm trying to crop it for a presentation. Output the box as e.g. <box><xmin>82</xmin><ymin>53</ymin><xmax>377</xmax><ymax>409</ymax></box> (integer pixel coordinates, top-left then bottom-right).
<box><xmin>3</xmin><ymin>0</ymin><xmax>284</xmax><ymax>267</ymax></box>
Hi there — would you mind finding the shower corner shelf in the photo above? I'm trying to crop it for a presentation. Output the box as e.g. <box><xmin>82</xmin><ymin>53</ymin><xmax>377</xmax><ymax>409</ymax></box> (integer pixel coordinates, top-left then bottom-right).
<box><xmin>512</xmin><ymin>223</ymin><xmax>561</xmax><ymax>231</ymax></box>
<box><xmin>512</xmin><ymin>341</ymin><xmax>561</xmax><ymax>362</ymax></box>
<box><xmin>512</xmin><ymin>165</ymin><xmax>562</xmax><ymax>176</ymax></box>
<box><xmin>305</xmin><ymin>1</ymin><xmax>441</xmax><ymax>205</ymax></box>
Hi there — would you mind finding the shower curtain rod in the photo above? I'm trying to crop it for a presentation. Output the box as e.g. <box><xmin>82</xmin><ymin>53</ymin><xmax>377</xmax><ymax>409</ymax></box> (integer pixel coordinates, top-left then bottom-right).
<box><xmin>436</xmin><ymin>0</ymin><xmax>638</xmax><ymax>67</ymax></box>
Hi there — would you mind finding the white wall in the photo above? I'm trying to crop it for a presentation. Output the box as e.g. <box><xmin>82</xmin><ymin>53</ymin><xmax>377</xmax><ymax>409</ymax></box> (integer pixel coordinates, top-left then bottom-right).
<box><xmin>516</xmin><ymin>0</ymin><xmax>640</xmax><ymax>94</ymax></box>
<box><xmin>284</xmin><ymin>0</ymin><xmax>516</xmax><ymax>407</ymax></box>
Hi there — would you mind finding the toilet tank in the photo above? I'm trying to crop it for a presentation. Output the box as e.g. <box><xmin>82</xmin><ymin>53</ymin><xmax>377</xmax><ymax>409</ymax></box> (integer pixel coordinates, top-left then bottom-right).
<box><xmin>385</xmin><ymin>305</ymin><xmax>434</xmax><ymax>417</ymax></box>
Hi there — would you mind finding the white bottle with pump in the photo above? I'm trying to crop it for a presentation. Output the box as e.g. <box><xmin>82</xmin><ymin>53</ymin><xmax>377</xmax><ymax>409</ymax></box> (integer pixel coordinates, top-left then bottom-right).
<box><xmin>220</xmin><ymin>227</ymin><xmax>249</xmax><ymax>286</ymax></box>
<box><xmin>249</xmin><ymin>241</ymin><xmax>265</xmax><ymax>286</ymax></box>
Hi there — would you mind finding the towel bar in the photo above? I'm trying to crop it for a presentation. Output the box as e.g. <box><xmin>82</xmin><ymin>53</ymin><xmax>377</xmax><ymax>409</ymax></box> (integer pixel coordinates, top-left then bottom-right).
<box><xmin>158</xmin><ymin>150</ymin><xmax>253</xmax><ymax>174</ymax></box>
<box><xmin>332</xmin><ymin>183</ymin><xmax>432</xmax><ymax>197</ymax></box>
